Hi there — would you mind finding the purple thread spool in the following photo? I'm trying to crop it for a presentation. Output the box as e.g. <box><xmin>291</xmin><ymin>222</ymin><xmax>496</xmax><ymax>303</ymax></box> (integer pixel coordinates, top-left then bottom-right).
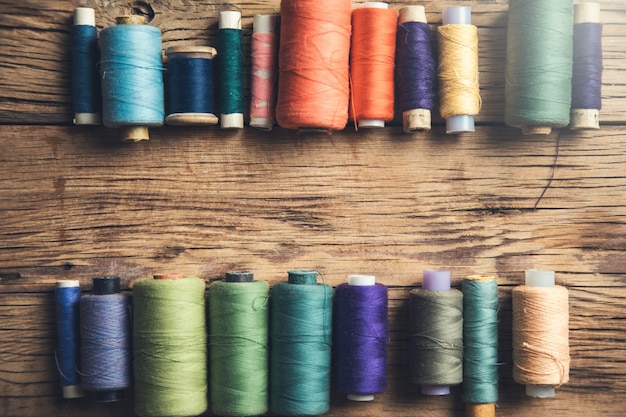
<box><xmin>570</xmin><ymin>3</ymin><xmax>602</xmax><ymax>130</ymax></box>
<box><xmin>395</xmin><ymin>6</ymin><xmax>436</xmax><ymax>133</ymax></box>
<box><xmin>335</xmin><ymin>275</ymin><xmax>388</xmax><ymax>401</ymax></box>
<box><xmin>421</xmin><ymin>270</ymin><xmax>453</xmax><ymax>396</ymax></box>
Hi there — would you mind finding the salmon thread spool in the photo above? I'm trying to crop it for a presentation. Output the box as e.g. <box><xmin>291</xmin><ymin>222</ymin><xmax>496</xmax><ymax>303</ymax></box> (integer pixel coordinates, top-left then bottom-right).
<box><xmin>349</xmin><ymin>2</ymin><xmax>398</xmax><ymax>129</ymax></box>
<box><xmin>250</xmin><ymin>14</ymin><xmax>279</xmax><ymax>131</ymax></box>
<box><xmin>275</xmin><ymin>0</ymin><xmax>352</xmax><ymax>133</ymax></box>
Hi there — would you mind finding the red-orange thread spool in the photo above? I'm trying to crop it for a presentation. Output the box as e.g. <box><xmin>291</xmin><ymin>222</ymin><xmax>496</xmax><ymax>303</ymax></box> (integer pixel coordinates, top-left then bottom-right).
<box><xmin>350</xmin><ymin>3</ymin><xmax>398</xmax><ymax>128</ymax></box>
<box><xmin>275</xmin><ymin>0</ymin><xmax>352</xmax><ymax>133</ymax></box>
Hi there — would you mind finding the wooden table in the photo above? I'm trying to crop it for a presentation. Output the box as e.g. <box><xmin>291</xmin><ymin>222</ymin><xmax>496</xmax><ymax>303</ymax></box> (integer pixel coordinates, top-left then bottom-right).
<box><xmin>0</xmin><ymin>1</ymin><xmax>625</xmax><ymax>416</ymax></box>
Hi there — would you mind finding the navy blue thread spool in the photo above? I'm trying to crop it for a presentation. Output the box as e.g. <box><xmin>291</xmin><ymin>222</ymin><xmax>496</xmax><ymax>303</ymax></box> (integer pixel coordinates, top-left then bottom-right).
<box><xmin>165</xmin><ymin>46</ymin><xmax>219</xmax><ymax>126</ymax></box>
<box><xmin>79</xmin><ymin>277</ymin><xmax>131</xmax><ymax>402</ymax></box>
<box><xmin>55</xmin><ymin>280</ymin><xmax>85</xmax><ymax>399</ymax></box>
<box><xmin>72</xmin><ymin>8</ymin><xmax>101</xmax><ymax>125</ymax></box>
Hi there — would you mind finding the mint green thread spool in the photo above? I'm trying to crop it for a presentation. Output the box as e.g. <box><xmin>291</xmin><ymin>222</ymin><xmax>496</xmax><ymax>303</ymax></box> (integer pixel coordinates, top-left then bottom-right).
<box><xmin>133</xmin><ymin>274</ymin><xmax>208</xmax><ymax>417</ymax></box>
<box><xmin>505</xmin><ymin>0</ymin><xmax>574</xmax><ymax>135</ymax></box>
<box><xmin>209</xmin><ymin>271</ymin><xmax>269</xmax><ymax>416</ymax></box>
<box><xmin>270</xmin><ymin>270</ymin><xmax>333</xmax><ymax>416</ymax></box>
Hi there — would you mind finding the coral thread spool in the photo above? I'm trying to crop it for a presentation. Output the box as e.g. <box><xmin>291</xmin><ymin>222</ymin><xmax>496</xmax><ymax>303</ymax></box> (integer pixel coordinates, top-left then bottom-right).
<box><xmin>55</xmin><ymin>280</ymin><xmax>85</xmax><ymax>399</ymax></box>
<box><xmin>570</xmin><ymin>2</ymin><xmax>602</xmax><ymax>130</ymax></box>
<box><xmin>72</xmin><ymin>7</ymin><xmax>101</xmax><ymax>125</ymax></box>
<box><xmin>512</xmin><ymin>270</ymin><xmax>570</xmax><ymax>398</ymax></box>
<box><xmin>218</xmin><ymin>10</ymin><xmax>245</xmax><ymax>129</ymax></box>
<box><xmin>349</xmin><ymin>2</ymin><xmax>397</xmax><ymax>129</ymax></box>
<box><xmin>250</xmin><ymin>14</ymin><xmax>279</xmax><ymax>131</ymax></box>
<box><xmin>438</xmin><ymin>7</ymin><xmax>481</xmax><ymax>133</ymax></box>
<box><xmin>100</xmin><ymin>15</ymin><xmax>164</xmax><ymax>141</ymax></box>
<box><xmin>165</xmin><ymin>46</ymin><xmax>218</xmax><ymax>126</ymax></box>
<box><xmin>395</xmin><ymin>6</ymin><xmax>436</xmax><ymax>132</ymax></box>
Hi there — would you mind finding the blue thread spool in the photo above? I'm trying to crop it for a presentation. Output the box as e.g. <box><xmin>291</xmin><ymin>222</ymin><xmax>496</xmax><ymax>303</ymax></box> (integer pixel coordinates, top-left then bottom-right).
<box><xmin>165</xmin><ymin>46</ymin><xmax>218</xmax><ymax>126</ymax></box>
<box><xmin>72</xmin><ymin>8</ymin><xmax>101</xmax><ymax>125</ymax></box>
<box><xmin>100</xmin><ymin>15</ymin><xmax>164</xmax><ymax>141</ymax></box>
<box><xmin>80</xmin><ymin>277</ymin><xmax>131</xmax><ymax>402</ymax></box>
<box><xmin>55</xmin><ymin>280</ymin><xmax>85</xmax><ymax>399</ymax></box>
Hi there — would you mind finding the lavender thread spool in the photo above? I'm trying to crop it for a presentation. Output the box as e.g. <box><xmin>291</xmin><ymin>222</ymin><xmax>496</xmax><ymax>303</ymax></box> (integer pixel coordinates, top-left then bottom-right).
<box><xmin>334</xmin><ymin>275</ymin><xmax>388</xmax><ymax>401</ymax></box>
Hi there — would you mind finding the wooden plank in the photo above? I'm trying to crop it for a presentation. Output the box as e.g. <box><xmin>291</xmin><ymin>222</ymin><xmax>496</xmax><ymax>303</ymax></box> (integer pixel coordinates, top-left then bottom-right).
<box><xmin>0</xmin><ymin>1</ymin><xmax>624</xmax><ymax>124</ymax></box>
<box><xmin>0</xmin><ymin>126</ymin><xmax>625</xmax><ymax>290</ymax></box>
<box><xmin>0</xmin><ymin>287</ymin><xmax>625</xmax><ymax>416</ymax></box>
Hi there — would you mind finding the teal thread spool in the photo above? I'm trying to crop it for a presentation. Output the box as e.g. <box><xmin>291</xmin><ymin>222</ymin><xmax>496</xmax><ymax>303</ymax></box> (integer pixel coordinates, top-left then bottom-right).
<box><xmin>505</xmin><ymin>0</ymin><xmax>574</xmax><ymax>135</ymax></box>
<box><xmin>209</xmin><ymin>271</ymin><xmax>269</xmax><ymax>416</ymax></box>
<box><xmin>217</xmin><ymin>10</ymin><xmax>245</xmax><ymax>129</ymax></box>
<box><xmin>270</xmin><ymin>270</ymin><xmax>333</xmax><ymax>416</ymax></box>
<box><xmin>100</xmin><ymin>16</ymin><xmax>164</xmax><ymax>141</ymax></box>
<box><xmin>133</xmin><ymin>274</ymin><xmax>208</xmax><ymax>417</ymax></box>
<box><xmin>462</xmin><ymin>276</ymin><xmax>499</xmax><ymax>417</ymax></box>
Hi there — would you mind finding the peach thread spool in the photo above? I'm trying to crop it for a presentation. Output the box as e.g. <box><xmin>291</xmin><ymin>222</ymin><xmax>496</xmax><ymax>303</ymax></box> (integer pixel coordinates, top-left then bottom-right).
<box><xmin>250</xmin><ymin>14</ymin><xmax>279</xmax><ymax>131</ymax></box>
<box><xmin>512</xmin><ymin>269</ymin><xmax>570</xmax><ymax>398</ymax></box>
<box><xmin>275</xmin><ymin>0</ymin><xmax>352</xmax><ymax>133</ymax></box>
<box><xmin>349</xmin><ymin>2</ymin><xmax>398</xmax><ymax>129</ymax></box>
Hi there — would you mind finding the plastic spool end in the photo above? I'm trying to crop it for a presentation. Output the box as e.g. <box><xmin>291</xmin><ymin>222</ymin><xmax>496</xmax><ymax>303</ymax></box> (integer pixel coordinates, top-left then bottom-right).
<box><xmin>520</xmin><ymin>125</ymin><xmax>552</xmax><ymax>136</ymax></box>
<box><xmin>116</xmin><ymin>15</ymin><xmax>147</xmax><ymax>25</ymax></box>
<box><xmin>92</xmin><ymin>276</ymin><xmax>121</xmax><ymax>295</ymax></box>
<box><xmin>446</xmin><ymin>115</ymin><xmax>475</xmax><ymax>134</ymax></box>
<box><xmin>73</xmin><ymin>113</ymin><xmax>101</xmax><ymax>126</ymax></box>
<box><xmin>358</xmin><ymin>119</ymin><xmax>385</xmax><ymax>129</ymax></box>
<box><xmin>56</xmin><ymin>280</ymin><xmax>80</xmax><ymax>289</ymax></box>
<box><xmin>287</xmin><ymin>270</ymin><xmax>318</xmax><ymax>285</ymax></box>
<box><xmin>220</xmin><ymin>10</ymin><xmax>242</xmax><ymax>30</ymax></box>
<box><xmin>423</xmin><ymin>270</ymin><xmax>451</xmax><ymax>291</ymax></box>
<box><xmin>253</xmin><ymin>14</ymin><xmax>279</xmax><ymax>34</ymax></box>
<box><xmin>569</xmin><ymin>109</ymin><xmax>600</xmax><ymax>130</ymax></box>
<box><xmin>74</xmin><ymin>7</ymin><xmax>95</xmax><ymax>26</ymax></box>
<box><xmin>121</xmin><ymin>126</ymin><xmax>150</xmax><ymax>142</ymax></box>
<box><xmin>153</xmin><ymin>273</ymin><xmax>183</xmax><ymax>280</ymax></box>
<box><xmin>421</xmin><ymin>384</ymin><xmax>451</xmax><ymax>396</ymax></box>
<box><xmin>225</xmin><ymin>271</ymin><xmax>254</xmax><ymax>283</ymax></box>
<box><xmin>361</xmin><ymin>2</ymin><xmax>389</xmax><ymax>9</ymax></box>
<box><xmin>403</xmin><ymin>109</ymin><xmax>431</xmax><ymax>133</ymax></box>
<box><xmin>347</xmin><ymin>393</ymin><xmax>375</xmax><ymax>402</ymax></box>
<box><xmin>250</xmin><ymin>117</ymin><xmax>274</xmax><ymax>131</ymax></box>
<box><xmin>94</xmin><ymin>389</ymin><xmax>125</xmax><ymax>403</ymax></box>
<box><xmin>465</xmin><ymin>403</ymin><xmax>496</xmax><ymax>417</ymax></box>
<box><xmin>348</xmin><ymin>274</ymin><xmax>376</xmax><ymax>286</ymax></box>
<box><xmin>399</xmin><ymin>5</ymin><xmax>427</xmax><ymax>24</ymax></box>
<box><xmin>165</xmin><ymin>46</ymin><xmax>217</xmax><ymax>61</ymax></box>
<box><xmin>526</xmin><ymin>384</ymin><xmax>556</xmax><ymax>398</ymax></box>
<box><xmin>574</xmin><ymin>2</ymin><xmax>601</xmax><ymax>24</ymax></box>
<box><xmin>442</xmin><ymin>6</ymin><xmax>472</xmax><ymax>25</ymax></box>
<box><xmin>166</xmin><ymin>113</ymin><xmax>219</xmax><ymax>126</ymax></box>
<box><xmin>525</xmin><ymin>269</ymin><xmax>555</xmax><ymax>287</ymax></box>
<box><xmin>220</xmin><ymin>113</ymin><xmax>244</xmax><ymax>129</ymax></box>
<box><xmin>62</xmin><ymin>384</ymin><xmax>85</xmax><ymax>399</ymax></box>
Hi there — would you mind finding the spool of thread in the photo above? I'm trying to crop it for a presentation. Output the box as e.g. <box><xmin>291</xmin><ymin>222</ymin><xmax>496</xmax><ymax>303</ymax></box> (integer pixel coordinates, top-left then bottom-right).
<box><xmin>570</xmin><ymin>3</ymin><xmax>602</xmax><ymax>130</ymax></box>
<box><xmin>395</xmin><ymin>6</ymin><xmax>436</xmax><ymax>133</ymax></box>
<box><xmin>275</xmin><ymin>0</ymin><xmax>351</xmax><ymax>133</ymax></box>
<box><xmin>209</xmin><ymin>271</ymin><xmax>269</xmax><ymax>416</ymax></box>
<box><xmin>217</xmin><ymin>10</ymin><xmax>244</xmax><ymax>129</ymax></box>
<box><xmin>512</xmin><ymin>269</ymin><xmax>570</xmax><ymax>398</ymax></box>
<box><xmin>462</xmin><ymin>275</ymin><xmax>499</xmax><ymax>417</ymax></box>
<box><xmin>72</xmin><ymin>8</ymin><xmax>101</xmax><ymax>125</ymax></box>
<box><xmin>334</xmin><ymin>275</ymin><xmax>388</xmax><ymax>401</ymax></box>
<box><xmin>133</xmin><ymin>274</ymin><xmax>208</xmax><ymax>417</ymax></box>
<box><xmin>165</xmin><ymin>46</ymin><xmax>218</xmax><ymax>126</ymax></box>
<box><xmin>409</xmin><ymin>270</ymin><xmax>463</xmax><ymax>395</ymax></box>
<box><xmin>100</xmin><ymin>15</ymin><xmax>164</xmax><ymax>141</ymax></box>
<box><xmin>349</xmin><ymin>3</ymin><xmax>397</xmax><ymax>129</ymax></box>
<box><xmin>79</xmin><ymin>277</ymin><xmax>131</xmax><ymax>402</ymax></box>
<box><xmin>505</xmin><ymin>0</ymin><xmax>574</xmax><ymax>135</ymax></box>
<box><xmin>55</xmin><ymin>280</ymin><xmax>85</xmax><ymax>399</ymax></box>
<box><xmin>270</xmin><ymin>270</ymin><xmax>333</xmax><ymax>415</ymax></box>
<box><xmin>250</xmin><ymin>14</ymin><xmax>279</xmax><ymax>131</ymax></box>
<box><xmin>438</xmin><ymin>7</ymin><xmax>481</xmax><ymax>134</ymax></box>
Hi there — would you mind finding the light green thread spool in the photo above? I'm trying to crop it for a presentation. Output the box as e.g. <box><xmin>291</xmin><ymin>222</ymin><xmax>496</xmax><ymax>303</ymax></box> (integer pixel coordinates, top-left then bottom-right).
<box><xmin>209</xmin><ymin>272</ymin><xmax>269</xmax><ymax>416</ymax></box>
<box><xmin>133</xmin><ymin>275</ymin><xmax>208</xmax><ymax>417</ymax></box>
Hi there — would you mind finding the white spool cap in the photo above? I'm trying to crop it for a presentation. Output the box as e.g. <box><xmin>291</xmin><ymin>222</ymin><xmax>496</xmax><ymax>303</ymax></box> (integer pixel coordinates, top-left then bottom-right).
<box><xmin>523</xmin><ymin>269</ymin><xmax>556</xmax><ymax>398</ymax></box>
<box><xmin>356</xmin><ymin>2</ymin><xmax>389</xmax><ymax>129</ymax></box>
<box><xmin>74</xmin><ymin>7</ymin><xmax>95</xmax><ymax>26</ymax></box>
<box><xmin>442</xmin><ymin>6</ymin><xmax>475</xmax><ymax>134</ymax></box>
<box><xmin>219</xmin><ymin>10</ymin><xmax>242</xmax><ymax>30</ymax></box>
<box><xmin>56</xmin><ymin>279</ymin><xmax>80</xmax><ymax>289</ymax></box>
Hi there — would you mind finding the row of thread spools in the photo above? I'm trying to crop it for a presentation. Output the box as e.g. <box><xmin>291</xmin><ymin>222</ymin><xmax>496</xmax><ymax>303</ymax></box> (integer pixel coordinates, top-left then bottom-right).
<box><xmin>56</xmin><ymin>269</ymin><xmax>570</xmax><ymax>417</ymax></box>
<box><xmin>72</xmin><ymin>0</ymin><xmax>602</xmax><ymax>141</ymax></box>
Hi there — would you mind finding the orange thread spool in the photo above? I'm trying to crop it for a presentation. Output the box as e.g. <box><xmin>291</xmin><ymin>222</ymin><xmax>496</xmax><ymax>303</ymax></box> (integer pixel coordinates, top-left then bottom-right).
<box><xmin>350</xmin><ymin>3</ymin><xmax>398</xmax><ymax>128</ymax></box>
<box><xmin>276</xmin><ymin>0</ymin><xmax>352</xmax><ymax>133</ymax></box>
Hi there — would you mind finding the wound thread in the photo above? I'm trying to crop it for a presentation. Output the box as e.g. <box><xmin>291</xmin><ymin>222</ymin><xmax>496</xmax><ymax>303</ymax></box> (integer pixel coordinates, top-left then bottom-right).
<box><xmin>217</xmin><ymin>10</ymin><xmax>245</xmax><ymax>129</ymax></box>
<box><xmin>55</xmin><ymin>280</ymin><xmax>85</xmax><ymax>399</ymax></box>
<box><xmin>349</xmin><ymin>3</ymin><xmax>398</xmax><ymax>129</ymax></box>
<box><xmin>250</xmin><ymin>14</ymin><xmax>279</xmax><ymax>131</ymax></box>
<box><xmin>72</xmin><ymin>8</ymin><xmax>101</xmax><ymax>125</ymax></box>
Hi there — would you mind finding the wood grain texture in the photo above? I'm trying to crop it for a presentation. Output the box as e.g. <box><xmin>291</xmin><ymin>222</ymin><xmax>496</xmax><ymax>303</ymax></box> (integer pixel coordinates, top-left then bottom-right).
<box><xmin>0</xmin><ymin>0</ymin><xmax>625</xmax><ymax>416</ymax></box>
